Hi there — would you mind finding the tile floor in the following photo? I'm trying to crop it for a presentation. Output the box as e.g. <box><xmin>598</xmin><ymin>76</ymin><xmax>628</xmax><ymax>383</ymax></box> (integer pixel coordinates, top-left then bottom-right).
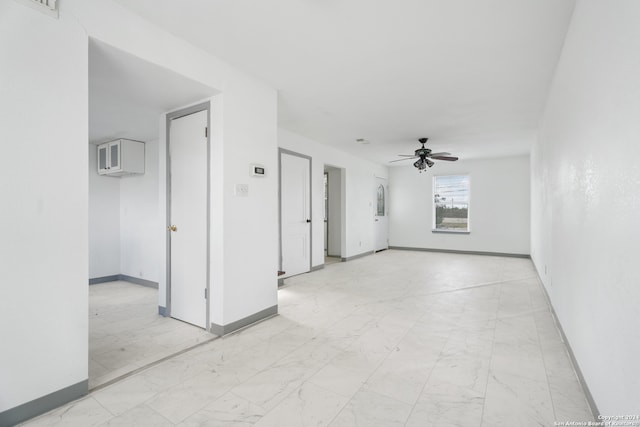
<box><xmin>324</xmin><ymin>256</ymin><xmax>341</xmax><ymax>266</ymax></box>
<box><xmin>89</xmin><ymin>281</ymin><xmax>213</xmax><ymax>389</ymax></box>
<box><xmin>23</xmin><ymin>250</ymin><xmax>594</xmax><ymax>426</ymax></box>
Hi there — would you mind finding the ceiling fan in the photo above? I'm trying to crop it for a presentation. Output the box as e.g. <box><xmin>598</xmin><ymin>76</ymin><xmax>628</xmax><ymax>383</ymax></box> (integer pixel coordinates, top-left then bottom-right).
<box><xmin>389</xmin><ymin>138</ymin><xmax>458</xmax><ymax>172</ymax></box>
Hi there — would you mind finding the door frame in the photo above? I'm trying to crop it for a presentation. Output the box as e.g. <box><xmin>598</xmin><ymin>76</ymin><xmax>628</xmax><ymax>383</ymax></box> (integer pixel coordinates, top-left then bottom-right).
<box><xmin>165</xmin><ymin>101</ymin><xmax>211</xmax><ymax>331</ymax></box>
<box><xmin>324</xmin><ymin>171</ymin><xmax>329</xmax><ymax>256</ymax></box>
<box><xmin>278</xmin><ymin>148</ymin><xmax>312</xmax><ymax>276</ymax></box>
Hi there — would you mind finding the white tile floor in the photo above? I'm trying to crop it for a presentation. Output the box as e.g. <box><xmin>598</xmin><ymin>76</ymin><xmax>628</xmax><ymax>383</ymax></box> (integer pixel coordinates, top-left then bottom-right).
<box><xmin>324</xmin><ymin>256</ymin><xmax>341</xmax><ymax>266</ymax></box>
<box><xmin>23</xmin><ymin>251</ymin><xmax>594</xmax><ymax>426</ymax></box>
<box><xmin>89</xmin><ymin>281</ymin><xmax>213</xmax><ymax>389</ymax></box>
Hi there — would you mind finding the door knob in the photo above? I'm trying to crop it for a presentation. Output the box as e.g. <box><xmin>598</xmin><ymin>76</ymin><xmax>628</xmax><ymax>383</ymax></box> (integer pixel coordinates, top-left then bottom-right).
<box><xmin>306</xmin><ymin>219</ymin><xmax>311</xmax><ymax>223</ymax></box>
<box><xmin>168</xmin><ymin>225</ymin><xmax>177</xmax><ymax>232</ymax></box>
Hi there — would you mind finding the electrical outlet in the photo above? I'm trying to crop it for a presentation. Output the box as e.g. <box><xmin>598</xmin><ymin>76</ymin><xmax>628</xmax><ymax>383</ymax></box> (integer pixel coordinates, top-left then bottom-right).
<box><xmin>235</xmin><ymin>184</ymin><xmax>249</xmax><ymax>197</ymax></box>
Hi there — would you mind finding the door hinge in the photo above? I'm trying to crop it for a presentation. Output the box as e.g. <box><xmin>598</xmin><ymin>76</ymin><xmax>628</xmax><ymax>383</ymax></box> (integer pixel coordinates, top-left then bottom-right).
<box><xmin>204</xmin><ymin>288</ymin><xmax>208</xmax><ymax>299</ymax></box>
<box><xmin>205</xmin><ymin>127</ymin><xmax>208</xmax><ymax>138</ymax></box>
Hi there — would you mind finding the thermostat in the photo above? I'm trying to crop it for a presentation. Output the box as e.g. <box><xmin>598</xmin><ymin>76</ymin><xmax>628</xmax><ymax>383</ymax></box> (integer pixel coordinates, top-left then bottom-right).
<box><xmin>251</xmin><ymin>164</ymin><xmax>266</xmax><ymax>177</ymax></box>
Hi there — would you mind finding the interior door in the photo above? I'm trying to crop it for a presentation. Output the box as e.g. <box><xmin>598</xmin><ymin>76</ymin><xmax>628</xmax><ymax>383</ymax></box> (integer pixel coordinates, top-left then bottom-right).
<box><xmin>280</xmin><ymin>151</ymin><xmax>311</xmax><ymax>278</ymax></box>
<box><xmin>169</xmin><ymin>109</ymin><xmax>208</xmax><ymax>328</ymax></box>
<box><xmin>374</xmin><ymin>176</ymin><xmax>389</xmax><ymax>252</ymax></box>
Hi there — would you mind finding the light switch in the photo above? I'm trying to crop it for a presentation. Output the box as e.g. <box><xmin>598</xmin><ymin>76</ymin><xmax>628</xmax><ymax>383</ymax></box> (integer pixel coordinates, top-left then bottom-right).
<box><xmin>235</xmin><ymin>184</ymin><xmax>249</xmax><ymax>197</ymax></box>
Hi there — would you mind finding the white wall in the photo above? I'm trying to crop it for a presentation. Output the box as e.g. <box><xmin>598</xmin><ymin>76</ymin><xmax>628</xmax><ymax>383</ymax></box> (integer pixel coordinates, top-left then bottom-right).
<box><xmin>0</xmin><ymin>0</ymin><xmax>88</xmax><ymax>413</ymax></box>
<box><xmin>279</xmin><ymin>128</ymin><xmax>388</xmax><ymax>266</ymax></box>
<box><xmin>1</xmin><ymin>0</ymin><xmax>278</xmax><ymax>418</ymax></box>
<box><xmin>389</xmin><ymin>156</ymin><xmax>530</xmax><ymax>255</ymax></box>
<box><xmin>68</xmin><ymin>0</ymin><xmax>278</xmax><ymax>328</ymax></box>
<box><xmin>89</xmin><ymin>145</ymin><xmax>120</xmax><ymax>278</ymax></box>
<box><xmin>216</xmin><ymin>74</ymin><xmax>278</xmax><ymax>325</ymax></box>
<box><xmin>89</xmin><ymin>140</ymin><xmax>159</xmax><ymax>282</ymax></box>
<box><xmin>120</xmin><ymin>140</ymin><xmax>160</xmax><ymax>282</ymax></box>
<box><xmin>532</xmin><ymin>0</ymin><xmax>640</xmax><ymax>414</ymax></box>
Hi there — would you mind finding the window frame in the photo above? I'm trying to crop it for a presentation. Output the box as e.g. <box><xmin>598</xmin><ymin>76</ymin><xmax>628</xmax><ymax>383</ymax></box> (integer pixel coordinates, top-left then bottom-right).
<box><xmin>432</xmin><ymin>174</ymin><xmax>471</xmax><ymax>234</ymax></box>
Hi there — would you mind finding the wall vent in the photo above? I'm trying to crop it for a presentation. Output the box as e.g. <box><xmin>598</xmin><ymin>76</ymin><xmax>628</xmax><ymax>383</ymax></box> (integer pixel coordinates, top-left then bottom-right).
<box><xmin>32</xmin><ymin>0</ymin><xmax>57</xmax><ymax>10</ymax></box>
<box><xmin>14</xmin><ymin>0</ymin><xmax>59</xmax><ymax>18</ymax></box>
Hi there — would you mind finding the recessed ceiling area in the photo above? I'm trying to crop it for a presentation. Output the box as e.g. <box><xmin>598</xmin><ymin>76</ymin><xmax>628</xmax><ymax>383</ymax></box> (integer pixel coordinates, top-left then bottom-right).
<box><xmin>110</xmin><ymin>0</ymin><xmax>576</xmax><ymax>163</ymax></box>
<box><xmin>89</xmin><ymin>39</ymin><xmax>218</xmax><ymax>145</ymax></box>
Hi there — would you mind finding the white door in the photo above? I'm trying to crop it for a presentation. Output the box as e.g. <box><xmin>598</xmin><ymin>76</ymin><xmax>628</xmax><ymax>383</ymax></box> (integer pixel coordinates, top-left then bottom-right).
<box><xmin>169</xmin><ymin>110</ymin><xmax>208</xmax><ymax>328</ymax></box>
<box><xmin>374</xmin><ymin>176</ymin><xmax>388</xmax><ymax>252</ymax></box>
<box><xmin>280</xmin><ymin>151</ymin><xmax>311</xmax><ymax>277</ymax></box>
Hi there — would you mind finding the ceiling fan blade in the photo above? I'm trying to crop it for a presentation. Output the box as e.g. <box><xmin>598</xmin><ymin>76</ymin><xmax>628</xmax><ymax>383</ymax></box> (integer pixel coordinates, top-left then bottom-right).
<box><xmin>389</xmin><ymin>157</ymin><xmax>417</xmax><ymax>163</ymax></box>
<box><xmin>430</xmin><ymin>155</ymin><xmax>458</xmax><ymax>161</ymax></box>
<box><xmin>397</xmin><ymin>154</ymin><xmax>416</xmax><ymax>157</ymax></box>
<box><xmin>427</xmin><ymin>152</ymin><xmax>451</xmax><ymax>157</ymax></box>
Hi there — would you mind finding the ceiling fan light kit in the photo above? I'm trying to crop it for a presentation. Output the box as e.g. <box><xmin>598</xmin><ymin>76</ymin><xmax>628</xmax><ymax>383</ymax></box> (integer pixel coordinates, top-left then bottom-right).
<box><xmin>390</xmin><ymin>137</ymin><xmax>458</xmax><ymax>172</ymax></box>
<box><xmin>413</xmin><ymin>157</ymin><xmax>434</xmax><ymax>172</ymax></box>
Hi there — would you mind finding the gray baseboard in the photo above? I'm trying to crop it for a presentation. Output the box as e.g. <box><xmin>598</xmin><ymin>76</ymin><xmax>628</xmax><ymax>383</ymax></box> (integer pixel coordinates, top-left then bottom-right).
<box><xmin>89</xmin><ymin>274</ymin><xmax>158</xmax><ymax>288</ymax></box>
<box><xmin>388</xmin><ymin>246</ymin><xmax>530</xmax><ymax>259</ymax></box>
<box><xmin>535</xmin><ymin>267</ymin><xmax>600</xmax><ymax>419</ymax></box>
<box><xmin>158</xmin><ymin>306</ymin><xmax>167</xmax><ymax>316</ymax></box>
<box><xmin>210</xmin><ymin>305</ymin><xmax>278</xmax><ymax>336</ymax></box>
<box><xmin>119</xmin><ymin>275</ymin><xmax>158</xmax><ymax>289</ymax></box>
<box><xmin>341</xmin><ymin>250</ymin><xmax>375</xmax><ymax>262</ymax></box>
<box><xmin>88</xmin><ymin>275</ymin><xmax>119</xmax><ymax>285</ymax></box>
<box><xmin>0</xmin><ymin>380</ymin><xmax>87</xmax><ymax>427</ymax></box>
<box><xmin>278</xmin><ymin>264</ymin><xmax>323</xmax><ymax>286</ymax></box>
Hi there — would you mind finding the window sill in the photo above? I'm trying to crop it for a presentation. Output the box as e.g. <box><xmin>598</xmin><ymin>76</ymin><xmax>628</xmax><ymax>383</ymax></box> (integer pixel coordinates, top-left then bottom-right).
<box><xmin>432</xmin><ymin>229</ymin><xmax>470</xmax><ymax>234</ymax></box>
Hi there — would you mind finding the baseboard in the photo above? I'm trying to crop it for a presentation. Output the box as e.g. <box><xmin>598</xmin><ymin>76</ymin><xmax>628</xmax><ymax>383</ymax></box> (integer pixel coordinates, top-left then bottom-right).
<box><xmin>88</xmin><ymin>275</ymin><xmax>119</xmax><ymax>285</ymax></box>
<box><xmin>278</xmin><ymin>264</ymin><xmax>324</xmax><ymax>285</ymax></box>
<box><xmin>158</xmin><ymin>306</ymin><xmax>167</xmax><ymax>317</ymax></box>
<box><xmin>210</xmin><ymin>305</ymin><xmax>278</xmax><ymax>336</ymax></box>
<box><xmin>0</xmin><ymin>380</ymin><xmax>87</xmax><ymax>427</ymax></box>
<box><xmin>534</xmin><ymin>263</ymin><xmax>600</xmax><ymax>419</ymax></box>
<box><xmin>89</xmin><ymin>274</ymin><xmax>158</xmax><ymax>288</ymax></box>
<box><xmin>388</xmin><ymin>246</ymin><xmax>530</xmax><ymax>258</ymax></box>
<box><xmin>119</xmin><ymin>275</ymin><xmax>158</xmax><ymax>289</ymax></box>
<box><xmin>341</xmin><ymin>250</ymin><xmax>375</xmax><ymax>262</ymax></box>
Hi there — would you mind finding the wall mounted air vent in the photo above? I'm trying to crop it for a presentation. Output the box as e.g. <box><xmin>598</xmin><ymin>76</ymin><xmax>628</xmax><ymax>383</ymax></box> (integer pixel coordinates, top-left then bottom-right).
<box><xmin>15</xmin><ymin>0</ymin><xmax>58</xmax><ymax>18</ymax></box>
<box><xmin>32</xmin><ymin>0</ymin><xmax>57</xmax><ymax>10</ymax></box>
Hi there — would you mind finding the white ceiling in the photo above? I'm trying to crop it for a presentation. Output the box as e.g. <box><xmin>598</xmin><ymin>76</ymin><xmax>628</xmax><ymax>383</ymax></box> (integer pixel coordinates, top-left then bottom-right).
<box><xmin>107</xmin><ymin>0</ymin><xmax>576</xmax><ymax>163</ymax></box>
<box><xmin>89</xmin><ymin>39</ymin><xmax>217</xmax><ymax>144</ymax></box>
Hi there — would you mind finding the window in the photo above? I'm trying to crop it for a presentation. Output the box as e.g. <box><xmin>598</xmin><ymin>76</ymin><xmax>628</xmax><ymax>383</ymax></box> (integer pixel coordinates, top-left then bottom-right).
<box><xmin>433</xmin><ymin>175</ymin><xmax>470</xmax><ymax>232</ymax></box>
<box><xmin>376</xmin><ymin>184</ymin><xmax>385</xmax><ymax>216</ymax></box>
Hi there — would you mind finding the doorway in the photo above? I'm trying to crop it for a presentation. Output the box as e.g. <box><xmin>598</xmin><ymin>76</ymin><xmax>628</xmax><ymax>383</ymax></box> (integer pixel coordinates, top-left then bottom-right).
<box><xmin>324</xmin><ymin>165</ymin><xmax>344</xmax><ymax>263</ymax></box>
<box><xmin>279</xmin><ymin>149</ymin><xmax>312</xmax><ymax>278</ymax></box>
<box><xmin>374</xmin><ymin>176</ymin><xmax>389</xmax><ymax>252</ymax></box>
<box><xmin>88</xmin><ymin>40</ymin><xmax>217</xmax><ymax>389</ymax></box>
